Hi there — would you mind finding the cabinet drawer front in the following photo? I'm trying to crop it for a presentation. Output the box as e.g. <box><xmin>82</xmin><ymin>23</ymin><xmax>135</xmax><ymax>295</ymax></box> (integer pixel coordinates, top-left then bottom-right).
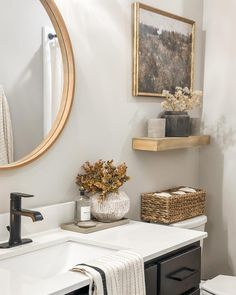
<box><xmin>159</xmin><ymin>246</ymin><xmax>201</xmax><ymax>295</ymax></box>
<box><xmin>145</xmin><ymin>264</ymin><xmax>158</xmax><ymax>295</ymax></box>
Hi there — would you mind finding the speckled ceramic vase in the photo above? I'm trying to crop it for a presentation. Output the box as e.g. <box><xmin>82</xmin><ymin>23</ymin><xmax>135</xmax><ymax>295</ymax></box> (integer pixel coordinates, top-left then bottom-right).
<box><xmin>91</xmin><ymin>191</ymin><xmax>130</xmax><ymax>223</ymax></box>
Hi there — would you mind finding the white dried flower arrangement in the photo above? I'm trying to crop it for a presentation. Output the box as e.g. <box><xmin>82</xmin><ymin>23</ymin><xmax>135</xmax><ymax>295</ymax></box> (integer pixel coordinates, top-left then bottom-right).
<box><xmin>161</xmin><ymin>87</ymin><xmax>202</xmax><ymax>112</ymax></box>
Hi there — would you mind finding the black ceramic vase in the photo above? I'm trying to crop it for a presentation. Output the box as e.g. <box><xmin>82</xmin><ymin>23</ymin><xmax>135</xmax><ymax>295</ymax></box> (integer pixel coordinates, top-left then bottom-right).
<box><xmin>161</xmin><ymin>111</ymin><xmax>190</xmax><ymax>137</ymax></box>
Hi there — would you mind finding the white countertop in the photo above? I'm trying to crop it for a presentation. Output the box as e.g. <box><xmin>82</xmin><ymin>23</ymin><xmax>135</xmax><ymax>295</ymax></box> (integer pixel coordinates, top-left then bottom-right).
<box><xmin>0</xmin><ymin>220</ymin><xmax>207</xmax><ymax>295</ymax></box>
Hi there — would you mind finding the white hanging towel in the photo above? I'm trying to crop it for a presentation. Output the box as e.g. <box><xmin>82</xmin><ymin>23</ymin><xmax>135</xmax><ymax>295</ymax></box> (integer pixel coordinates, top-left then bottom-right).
<box><xmin>71</xmin><ymin>250</ymin><xmax>146</xmax><ymax>295</ymax></box>
<box><xmin>0</xmin><ymin>86</ymin><xmax>14</xmax><ymax>165</ymax></box>
<box><xmin>43</xmin><ymin>26</ymin><xmax>63</xmax><ymax>137</ymax></box>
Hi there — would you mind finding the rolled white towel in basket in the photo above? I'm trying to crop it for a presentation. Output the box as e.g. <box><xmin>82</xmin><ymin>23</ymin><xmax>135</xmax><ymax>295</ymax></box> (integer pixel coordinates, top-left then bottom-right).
<box><xmin>71</xmin><ymin>250</ymin><xmax>146</xmax><ymax>295</ymax></box>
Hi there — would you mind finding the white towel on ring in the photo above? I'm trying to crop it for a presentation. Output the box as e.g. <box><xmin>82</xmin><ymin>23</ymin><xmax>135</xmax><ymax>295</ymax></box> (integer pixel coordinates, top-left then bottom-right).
<box><xmin>71</xmin><ymin>250</ymin><xmax>146</xmax><ymax>295</ymax></box>
<box><xmin>0</xmin><ymin>85</ymin><xmax>14</xmax><ymax>165</ymax></box>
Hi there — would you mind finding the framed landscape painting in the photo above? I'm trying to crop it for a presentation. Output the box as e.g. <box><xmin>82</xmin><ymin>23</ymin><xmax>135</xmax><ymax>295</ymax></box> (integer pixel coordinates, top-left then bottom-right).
<box><xmin>133</xmin><ymin>3</ymin><xmax>195</xmax><ymax>97</ymax></box>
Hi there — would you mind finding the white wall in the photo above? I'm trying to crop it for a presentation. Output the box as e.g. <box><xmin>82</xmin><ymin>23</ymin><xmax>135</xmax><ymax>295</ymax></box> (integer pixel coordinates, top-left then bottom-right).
<box><xmin>0</xmin><ymin>0</ymin><xmax>204</xmax><ymax>227</ymax></box>
<box><xmin>0</xmin><ymin>0</ymin><xmax>51</xmax><ymax>160</ymax></box>
<box><xmin>200</xmin><ymin>0</ymin><xmax>236</xmax><ymax>278</ymax></box>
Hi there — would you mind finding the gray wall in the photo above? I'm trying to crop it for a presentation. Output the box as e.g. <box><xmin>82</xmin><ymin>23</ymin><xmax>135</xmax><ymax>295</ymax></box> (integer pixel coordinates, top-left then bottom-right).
<box><xmin>0</xmin><ymin>0</ymin><xmax>51</xmax><ymax>160</ymax></box>
<box><xmin>200</xmin><ymin>0</ymin><xmax>236</xmax><ymax>279</ymax></box>
<box><xmin>0</xmin><ymin>0</ymin><xmax>204</xmax><ymax>240</ymax></box>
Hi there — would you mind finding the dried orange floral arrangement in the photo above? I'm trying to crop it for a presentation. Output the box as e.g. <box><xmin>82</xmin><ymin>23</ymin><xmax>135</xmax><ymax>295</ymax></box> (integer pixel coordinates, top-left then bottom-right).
<box><xmin>76</xmin><ymin>160</ymin><xmax>130</xmax><ymax>201</ymax></box>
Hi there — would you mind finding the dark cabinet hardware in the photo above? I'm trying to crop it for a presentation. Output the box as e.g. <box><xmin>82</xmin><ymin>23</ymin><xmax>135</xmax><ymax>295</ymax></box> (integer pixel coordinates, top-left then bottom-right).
<box><xmin>168</xmin><ymin>267</ymin><xmax>199</xmax><ymax>282</ymax></box>
<box><xmin>0</xmin><ymin>193</ymin><xmax>43</xmax><ymax>248</ymax></box>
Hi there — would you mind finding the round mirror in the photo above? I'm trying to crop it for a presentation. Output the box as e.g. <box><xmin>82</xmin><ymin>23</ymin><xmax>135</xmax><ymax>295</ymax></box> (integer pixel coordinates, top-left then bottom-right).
<box><xmin>0</xmin><ymin>0</ymin><xmax>75</xmax><ymax>169</ymax></box>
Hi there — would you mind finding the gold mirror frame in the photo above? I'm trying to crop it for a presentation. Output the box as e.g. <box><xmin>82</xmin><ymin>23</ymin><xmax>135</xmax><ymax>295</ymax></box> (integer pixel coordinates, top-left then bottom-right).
<box><xmin>0</xmin><ymin>0</ymin><xmax>75</xmax><ymax>170</ymax></box>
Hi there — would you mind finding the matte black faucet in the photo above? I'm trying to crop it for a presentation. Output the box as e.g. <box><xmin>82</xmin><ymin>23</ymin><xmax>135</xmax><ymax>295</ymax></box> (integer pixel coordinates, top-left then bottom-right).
<box><xmin>0</xmin><ymin>193</ymin><xmax>44</xmax><ymax>249</ymax></box>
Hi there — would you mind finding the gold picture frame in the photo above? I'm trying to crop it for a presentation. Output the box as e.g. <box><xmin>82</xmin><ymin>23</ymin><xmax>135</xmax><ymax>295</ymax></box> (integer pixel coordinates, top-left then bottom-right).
<box><xmin>133</xmin><ymin>2</ymin><xmax>195</xmax><ymax>97</ymax></box>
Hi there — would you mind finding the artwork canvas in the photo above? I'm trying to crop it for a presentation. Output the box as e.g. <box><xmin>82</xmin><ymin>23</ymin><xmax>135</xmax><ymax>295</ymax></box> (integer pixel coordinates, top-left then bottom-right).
<box><xmin>133</xmin><ymin>3</ymin><xmax>195</xmax><ymax>97</ymax></box>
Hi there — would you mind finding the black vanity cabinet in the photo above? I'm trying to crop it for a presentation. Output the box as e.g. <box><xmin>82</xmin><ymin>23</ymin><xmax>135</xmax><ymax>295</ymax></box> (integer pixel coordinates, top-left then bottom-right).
<box><xmin>145</xmin><ymin>242</ymin><xmax>201</xmax><ymax>295</ymax></box>
<box><xmin>66</xmin><ymin>286</ymin><xmax>89</xmax><ymax>295</ymax></box>
<box><xmin>67</xmin><ymin>242</ymin><xmax>201</xmax><ymax>295</ymax></box>
<box><xmin>145</xmin><ymin>264</ymin><xmax>158</xmax><ymax>295</ymax></box>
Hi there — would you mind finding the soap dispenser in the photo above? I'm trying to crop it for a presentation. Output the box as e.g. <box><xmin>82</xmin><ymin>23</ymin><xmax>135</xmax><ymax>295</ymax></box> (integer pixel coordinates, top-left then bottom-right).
<box><xmin>75</xmin><ymin>187</ymin><xmax>91</xmax><ymax>224</ymax></box>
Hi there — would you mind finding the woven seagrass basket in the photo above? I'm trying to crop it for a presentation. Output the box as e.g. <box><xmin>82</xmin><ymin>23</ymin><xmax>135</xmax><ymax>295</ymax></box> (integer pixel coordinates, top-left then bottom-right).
<box><xmin>141</xmin><ymin>187</ymin><xmax>206</xmax><ymax>224</ymax></box>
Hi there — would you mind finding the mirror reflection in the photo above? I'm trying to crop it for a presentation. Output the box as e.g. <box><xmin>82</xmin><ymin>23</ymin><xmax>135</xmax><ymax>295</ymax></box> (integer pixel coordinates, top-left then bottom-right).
<box><xmin>0</xmin><ymin>0</ymin><xmax>64</xmax><ymax>166</ymax></box>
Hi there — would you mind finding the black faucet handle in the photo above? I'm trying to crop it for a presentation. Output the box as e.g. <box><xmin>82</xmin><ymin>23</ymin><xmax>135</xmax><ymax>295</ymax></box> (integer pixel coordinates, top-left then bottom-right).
<box><xmin>10</xmin><ymin>193</ymin><xmax>34</xmax><ymax>200</ymax></box>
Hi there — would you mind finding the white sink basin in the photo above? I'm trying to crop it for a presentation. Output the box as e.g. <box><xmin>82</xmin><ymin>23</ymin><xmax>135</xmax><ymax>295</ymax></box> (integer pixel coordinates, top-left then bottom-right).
<box><xmin>0</xmin><ymin>240</ymin><xmax>116</xmax><ymax>279</ymax></box>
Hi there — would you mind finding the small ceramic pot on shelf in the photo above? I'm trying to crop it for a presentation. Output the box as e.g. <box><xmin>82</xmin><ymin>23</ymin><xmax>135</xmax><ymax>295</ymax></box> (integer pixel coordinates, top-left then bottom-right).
<box><xmin>161</xmin><ymin>111</ymin><xmax>190</xmax><ymax>137</ymax></box>
<box><xmin>148</xmin><ymin>118</ymin><xmax>166</xmax><ymax>138</ymax></box>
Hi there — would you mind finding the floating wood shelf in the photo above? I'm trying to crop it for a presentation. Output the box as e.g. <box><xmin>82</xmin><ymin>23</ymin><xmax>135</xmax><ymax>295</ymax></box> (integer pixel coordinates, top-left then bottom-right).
<box><xmin>132</xmin><ymin>135</ymin><xmax>211</xmax><ymax>152</ymax></box>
